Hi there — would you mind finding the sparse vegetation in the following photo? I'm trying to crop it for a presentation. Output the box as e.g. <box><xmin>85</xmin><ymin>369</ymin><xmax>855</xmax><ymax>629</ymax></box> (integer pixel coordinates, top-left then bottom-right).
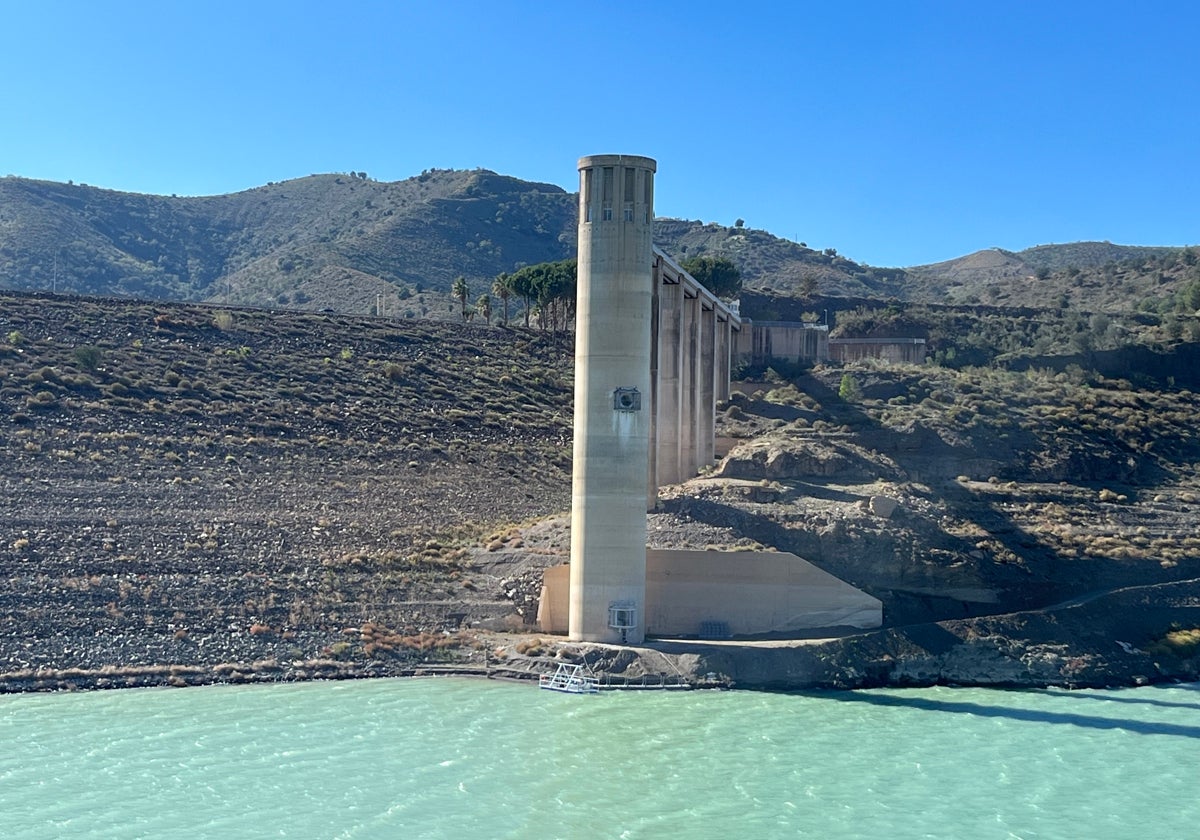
<box><xmin>0</xmin><ymin>292</ymin><xmax>575</xmax><ymax>684</ymax></box>
<box><xmin>72</xmin><ymin>345</ymin><xmax>103</xmax><ymax>372</ymax></box>
<box><xmin>680</xmin><ymin>255</ymin><xmax>742</xmax><ymax>300</ymax></box>
<box><xmin>837</xmin><ymin>373</ymin><xmax>862</xmax><ymax>402</ymax></box>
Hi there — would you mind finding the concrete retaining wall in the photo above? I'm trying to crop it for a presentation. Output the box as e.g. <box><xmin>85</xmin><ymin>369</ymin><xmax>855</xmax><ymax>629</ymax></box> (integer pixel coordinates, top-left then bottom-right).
<box><xmin>829</xmin><ymin>338</ymin><xmax>927</xmax><ymax>364</ymax></box>
<box><xmin>538</xmin><ymin>550</ymin><xmax>881</xmax><ymax>637</ymax></box>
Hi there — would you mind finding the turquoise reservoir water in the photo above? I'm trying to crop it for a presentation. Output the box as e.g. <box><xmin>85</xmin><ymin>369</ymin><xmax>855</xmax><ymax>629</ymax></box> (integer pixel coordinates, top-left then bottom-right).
<box><xmin>2</xmin><ymin>679</ymin><xmax>1197</xmax><ymax>839</ymax></box>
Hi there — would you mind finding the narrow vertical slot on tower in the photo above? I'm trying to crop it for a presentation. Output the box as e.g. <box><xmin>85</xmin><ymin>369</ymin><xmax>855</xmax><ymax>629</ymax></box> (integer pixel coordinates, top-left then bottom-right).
<box><xmin>602</xmin><ymin>166</ymin><xmax>614</xmax><ymax>221</ymax></box>
<box><xmin>581</xmin><ymin>167</ymin><xmax>592</xmax><ymax>223</ymax></box>
<box><xmin>623</xmin><ymin>167</ymin><xmax>635</xmax><ymax>221</ymax></box>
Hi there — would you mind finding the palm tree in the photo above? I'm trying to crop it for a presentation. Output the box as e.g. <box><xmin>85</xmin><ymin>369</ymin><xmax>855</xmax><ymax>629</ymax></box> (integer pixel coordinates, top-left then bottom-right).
<box><xmin>476</xmin><ymin>293</ymin><xmax>492</xmax><ymax>325</ymax></box>
<box><xmin>492</xmin><ymin>273</ymin><xmax>512</xmax><ymax>326</ymax></box>
<box><xmin>451</xmin><ymin>276</ymin><xmax>469</xmax><ymax>322</ymax></box>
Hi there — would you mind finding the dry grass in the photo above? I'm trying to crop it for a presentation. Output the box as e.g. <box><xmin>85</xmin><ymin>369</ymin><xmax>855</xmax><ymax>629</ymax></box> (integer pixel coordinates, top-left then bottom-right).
<box><xmin>1146</xmin><ymin>628</ymin><xmax>1200</xmax><ymax>658</ymax></box>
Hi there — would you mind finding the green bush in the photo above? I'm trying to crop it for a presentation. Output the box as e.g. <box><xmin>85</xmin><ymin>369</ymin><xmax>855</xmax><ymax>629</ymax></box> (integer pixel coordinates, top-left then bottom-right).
<box><xmin>838</xmin><ymin>373</ymin><xmax>862</xmax><ymax>402</ymax></box>
<box><xmin>73</xmin><ymin>345</ymin><xmax>103</xmax><ymax>372</ymax></box>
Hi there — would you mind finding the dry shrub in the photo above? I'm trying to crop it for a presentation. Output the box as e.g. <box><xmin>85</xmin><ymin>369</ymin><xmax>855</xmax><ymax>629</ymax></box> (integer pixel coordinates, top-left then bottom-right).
<box><xmin>515</xmin><ymin>638</ymin><xmax>550</xmax><ymax>656</ymax></box>
<box><xmin>360</xmin><ymin>622</ymin><xmax>471</xmax><ymax>654</ymax></box>
<box><xmin>1145</xmin><ymin>628</ymin><xmax>1200</xmax><ymax>659</ymax></box>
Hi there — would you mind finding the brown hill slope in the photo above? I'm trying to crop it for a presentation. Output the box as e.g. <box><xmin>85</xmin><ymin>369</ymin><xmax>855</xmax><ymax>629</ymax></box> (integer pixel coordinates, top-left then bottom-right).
<box><xmin>652</xmin><ymin>218</ymin><xmax>910</xmax><ymax>299</ymax></box>
<box><xmin>0</xmin><ymin>170</ymin><xmax>577</xmax><ymax>310</ymax></box>
<box><xmin>906</xmin><ymin>243</ymin><xmax>1198</xmax><ymax>311</ymax></box>
<box><xmin>1</xmin><ymin>172</ymin><xmax>908</xmax><ymax>310</ymax></box>
<box><xmin>6</xmin><ymin>171</ymin><xmax>1196</xmax><ymax>315</ymax></box>
<box><xmin>0</xmin><ymin>292</ymin><xmax>573</xmax><ymax>682</ymax></box>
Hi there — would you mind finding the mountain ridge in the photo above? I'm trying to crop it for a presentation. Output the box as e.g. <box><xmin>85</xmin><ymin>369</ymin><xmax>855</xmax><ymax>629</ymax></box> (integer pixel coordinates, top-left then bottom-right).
<box><xmin>2</xmin><ymin>171</ymin><xmax>1195</xmax><ymax>316</ymax></box>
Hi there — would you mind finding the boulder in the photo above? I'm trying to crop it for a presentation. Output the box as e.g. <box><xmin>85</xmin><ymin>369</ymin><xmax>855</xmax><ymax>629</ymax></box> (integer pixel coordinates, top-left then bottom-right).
<box><xmin>869</xmin><ymin>495</ymin><xmax>899</xmax><ymax>518</ymax></box>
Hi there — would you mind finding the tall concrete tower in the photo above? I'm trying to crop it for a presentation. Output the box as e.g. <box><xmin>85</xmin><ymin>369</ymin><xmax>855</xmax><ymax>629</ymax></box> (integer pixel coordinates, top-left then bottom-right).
<box><xmin>569</xmin><ymin>154</ymin><xmax>656</xmax><ymax>644</ymax></box>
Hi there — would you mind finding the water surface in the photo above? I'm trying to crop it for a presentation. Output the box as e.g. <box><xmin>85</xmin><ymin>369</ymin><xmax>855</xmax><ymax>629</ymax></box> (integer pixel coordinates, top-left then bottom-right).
<box><xmin>2</xmin><ymin>678</ymin><xmax>1197</xmax><ymax>839</ymax></box>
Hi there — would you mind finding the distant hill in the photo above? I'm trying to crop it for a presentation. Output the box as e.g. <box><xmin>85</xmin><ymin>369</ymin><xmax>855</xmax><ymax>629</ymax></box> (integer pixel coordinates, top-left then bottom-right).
<box><xmin>0</xmin><ymin>171</ymin><xmax>913</xmax><ymax>314</ymax></box>
<box><xmin>2</xmin><ymin>171</ymin><xmax>1196</xmax><ymax>316</ymax></box>
<box><xmin>906</xmin><ymin>243</ymin><xmax>1198</xmax><ymax>311</ymax></box>
<box><xmin>651</xmin><ymin>219</ymin><xmax>909</xmax><ymax>299</ymax></box>
<box><xmin>0</xmin><ymin>170</ymin><xmax>577</xmax><ymax>314</ymax></box>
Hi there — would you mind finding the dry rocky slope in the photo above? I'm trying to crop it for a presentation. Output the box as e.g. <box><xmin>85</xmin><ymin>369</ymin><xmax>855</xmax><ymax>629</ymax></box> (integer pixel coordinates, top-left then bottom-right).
<box><xmin>1</xmin><ymin>292</ymin><xmax>576</xmax><ymax>689</ymax></box>
<box><xmin>2</xmin><ymin>292</ymin><xmax>1199</xmax><ymax>691</ymax></box>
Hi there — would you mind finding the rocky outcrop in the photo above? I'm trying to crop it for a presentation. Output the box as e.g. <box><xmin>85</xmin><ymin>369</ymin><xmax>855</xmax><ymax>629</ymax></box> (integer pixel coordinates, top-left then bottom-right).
<box><xmin>716</xmin><ymin>440</ymin><xmax>856</xmax><ymax>480</ymax></box>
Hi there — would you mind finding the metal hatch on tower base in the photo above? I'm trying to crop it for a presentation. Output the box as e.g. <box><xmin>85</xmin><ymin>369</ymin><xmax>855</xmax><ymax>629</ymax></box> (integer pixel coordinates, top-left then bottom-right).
<box><xmin>608</xmin><ymin>601</ymin><xmax>637</xmax><ymax>644</ymax></box>
<box><xmin>608</xmin><ymin>601</ymin><xmax>637</xmax><ymax>629</ymax></box>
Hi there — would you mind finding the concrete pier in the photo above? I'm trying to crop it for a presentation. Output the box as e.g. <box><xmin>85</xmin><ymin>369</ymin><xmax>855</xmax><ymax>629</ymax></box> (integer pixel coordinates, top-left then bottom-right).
<box><xmin>647</xmin><ymin>253</ymin><xmax>739</xmax><ymax>492</ymax></box>
<box><xmin>652</xmin><ymin>264</ymin><xmax>684</xmax><ymax>490</ymax></box>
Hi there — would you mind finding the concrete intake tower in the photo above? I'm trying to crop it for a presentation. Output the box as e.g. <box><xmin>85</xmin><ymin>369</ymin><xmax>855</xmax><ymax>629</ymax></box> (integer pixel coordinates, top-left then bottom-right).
<box><xmin>569</xmin><ymin>154</ymin><xmax>656</xmax><ymax>644</ymax></box>
<box><xmin>542</xmin><ymin>155</ymin><xmax>881</xmax><ymax>642</ymax></box>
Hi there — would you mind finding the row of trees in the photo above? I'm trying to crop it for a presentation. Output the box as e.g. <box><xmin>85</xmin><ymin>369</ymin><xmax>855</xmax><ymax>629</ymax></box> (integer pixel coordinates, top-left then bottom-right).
<box><xmin>449</xmin><ymin>254</ymin><xmax>741</xmax><ymax>330</ymax></box>
<box><xmin>450</xmin><ymin>259</ymin><xmax>579</xmax><ymax>331</ymax></box>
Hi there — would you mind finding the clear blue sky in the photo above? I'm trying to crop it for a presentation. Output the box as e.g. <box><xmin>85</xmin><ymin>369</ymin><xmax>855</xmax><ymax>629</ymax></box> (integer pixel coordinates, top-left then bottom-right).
<box><xmin>3</xmin><ymin>1</ymin><xmax>1197</xmax><ymax>267</ymax></box>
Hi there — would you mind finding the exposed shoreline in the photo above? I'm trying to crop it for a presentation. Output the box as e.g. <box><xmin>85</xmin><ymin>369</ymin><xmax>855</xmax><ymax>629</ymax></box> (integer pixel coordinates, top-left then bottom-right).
<box><xmin>4</xmin><ymin>294</ymin><xmax>1200</xmax><ymax>697</ymax></box>
<box><xmin>6</xmin><ymin>577</ymin><xmax>1198</xmax><ymax>695</ymax></box>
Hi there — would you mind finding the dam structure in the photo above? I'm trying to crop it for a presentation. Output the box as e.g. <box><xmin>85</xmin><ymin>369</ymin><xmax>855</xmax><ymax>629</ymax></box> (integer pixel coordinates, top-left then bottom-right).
<box><xmin>562</xmin><ymin>154</ymin><xmax>880</xmax><ymax>645</ymax></box>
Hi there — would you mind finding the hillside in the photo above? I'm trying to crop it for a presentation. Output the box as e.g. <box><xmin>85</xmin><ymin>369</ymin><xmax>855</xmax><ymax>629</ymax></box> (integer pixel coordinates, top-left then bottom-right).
<box><xmin>0</xmin><ymin>170</ymin><xmax>910</xmax><ymax>312</ymax></box>
<box><xmin>0</xmin><ymin>292</ymin><xmax>574</xmax><ymax>684</ymax></box>
<box><xmin>0</xmin><ymin>170</ymin><xmax>577</xmax><ymax>313</ymax></box>
<box><xmin>4</xmin><ymin>172</ymin><xmax>1196</xmax><ymax>318</ymax></box>
<box><xmin>2</xmin><ymin>292</ymin><xmax>1198</xmax><ymax>690</ymax></box>
<box><xmin>906</xmin><ymin>243</ymin><xmax>1199</xmax><ymax>312</ymax></box>
<box><xmin>651</xmin><ymin>218</ymin><xmax>909</xmax><ymax>299</ymax></box>
<box><xmin>0</xmin><ymin>171</ymin><xmax>920</xmax><ymax>315</ymax></box>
